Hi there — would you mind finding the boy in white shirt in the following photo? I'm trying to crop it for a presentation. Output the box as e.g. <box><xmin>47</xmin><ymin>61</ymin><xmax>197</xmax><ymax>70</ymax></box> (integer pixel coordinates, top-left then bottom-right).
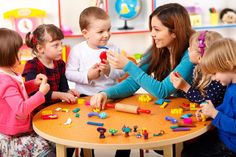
<box><xmin>66</xmin><ymin>6</ymin><xmax>124</xmax><ymax>96</ymax></box>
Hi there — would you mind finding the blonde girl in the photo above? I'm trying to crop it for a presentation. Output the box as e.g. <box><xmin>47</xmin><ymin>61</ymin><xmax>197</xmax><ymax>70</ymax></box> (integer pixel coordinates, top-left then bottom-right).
<box><xmin>182</xmin><ymin>38</ymin><xmax>236</xmax><ymax>157</ymax></box>
<box><xmin>170</xmin><ymin>31</ymin><xmax>226</xmax><ymax>106</ymax></box>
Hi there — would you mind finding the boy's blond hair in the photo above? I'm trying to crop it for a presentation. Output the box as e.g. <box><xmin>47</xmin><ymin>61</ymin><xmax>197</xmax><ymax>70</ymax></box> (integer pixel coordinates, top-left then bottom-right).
<box><xmin>190</xmin><ymin>31</ymin><xmax>222</xmax><ymax>95</ymax></box>
<box><xmin>201</xmin><ymin>38</ymin><xmax>236</xmax><ymax>74</ymax></box>
<box><xmin>79</xmin><ymin>6</ymin><xmax>109</xmax><ymax>30</ymax></box>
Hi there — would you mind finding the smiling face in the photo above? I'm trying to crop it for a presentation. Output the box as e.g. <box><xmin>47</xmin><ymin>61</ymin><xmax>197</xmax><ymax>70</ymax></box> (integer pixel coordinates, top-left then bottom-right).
<box><xmin>82</xmin><ymin>18</ymin><xmax>111</xmax><ymax>49</ymax></box>
<box><xmin>150</xmin><ymin>16</ymin><xmax>176</xmax><ymax>49</ymax></box>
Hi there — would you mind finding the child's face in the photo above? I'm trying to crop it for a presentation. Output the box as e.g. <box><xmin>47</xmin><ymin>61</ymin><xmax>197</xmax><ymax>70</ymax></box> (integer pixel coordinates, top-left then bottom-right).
<box><xmin>211</xmin><ymin>71</ymin><xmax>235</xmax><ymax>86</ymax></box>
<box><xmin>42</xmin><ymin>38</ymin><xmax>63</xmax><ymax>61</ymax></box>
<box><xmin>82</xmin><ymin>18</ymin><xmax>111</xmax><ymax>49</ymax></box>
<box><xmin>188</xmin><ymin>43</ymin><xmax>201</xmax><ymax>64</ymax></box>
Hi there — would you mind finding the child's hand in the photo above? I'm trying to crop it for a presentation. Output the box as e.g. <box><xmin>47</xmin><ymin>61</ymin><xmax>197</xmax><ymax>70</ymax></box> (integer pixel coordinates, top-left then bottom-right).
<box><xmin>170</xmin><ymin>72</ymin><xmax>190</xmax><ymax>92</ymax></box>
<box><xmin>99</xmin><ymin>60</ymin><xmax>110</xmax><ymax>76</ymax></box>
<box><xmin>68</xmin><ymin>89</ymin><xmax>80</xmax><ymax>97</ymax></box>
<box><xmin>107</xmin><ymin>50</ymin><xmax>129</xmax><ymax>69</ymax></box>
<box><xmin>35</xmin><ymin>73</ymin><xmax>47</xmax><ymax>86</ymax></box>
<box><xmin>59</xmin><ymin>92</ymin><xmax>77</xmax><ymax>103</ymax></box>
<box><xmin>39</xmin><ymin>78</ymin><xmax>50</xmax><ymax>95</ymax></box>
<box><xmin>90</xmin><ymin>92</ymin><xmax>107</xmax><ymax>110</ymax></box>
<box><xmin>199</xmin><ymin>100</ymin><xmax>218</xmax><ymax>119</ymax></box>
<box><xmin>87</xmin><ymin>63</ymin><xmax>100</xmax><ymax>81</ymax></box>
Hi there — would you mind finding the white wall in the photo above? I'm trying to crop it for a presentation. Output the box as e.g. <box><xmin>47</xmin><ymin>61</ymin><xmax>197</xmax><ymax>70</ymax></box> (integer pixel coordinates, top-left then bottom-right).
<box><xmin>1</xmin><ymin>0</ymin><xmax>236</xmax><ymax>56</ymax></box>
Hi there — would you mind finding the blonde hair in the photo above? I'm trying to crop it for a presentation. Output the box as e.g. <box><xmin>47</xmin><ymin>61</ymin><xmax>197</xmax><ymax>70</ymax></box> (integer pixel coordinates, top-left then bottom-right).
<box><xmin>190</xmin><ymin>31</ymin><xmax>222</xmax><ymax>95</ymax></box>
<box><xmin>201</xmin><ymin>38</ymin><xmax>236</xmax><ymax>74</ymax></box>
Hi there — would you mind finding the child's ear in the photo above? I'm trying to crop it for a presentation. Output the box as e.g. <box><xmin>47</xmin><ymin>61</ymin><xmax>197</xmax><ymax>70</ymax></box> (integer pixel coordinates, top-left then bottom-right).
<box><xmin>81</xmin><ymin>29</ymin><xmax>89</xmax><ymax>39</ymax></box>
<box><xmin>36</xmin><ymin>45</ymin><xmax>44</xmax><ymax>54</ymax></box>
<box><xmin>197</xmin><ymin>55</ymin><xmax>202</xmax><ymax>64</ymax></box>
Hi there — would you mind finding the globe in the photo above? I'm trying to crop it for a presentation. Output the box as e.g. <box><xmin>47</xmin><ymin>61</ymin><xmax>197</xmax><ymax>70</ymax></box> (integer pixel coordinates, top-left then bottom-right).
<box><xmin>115</xmin><ymin>0</ymin><xmax>141</xmax><ymax>30</ymax></box>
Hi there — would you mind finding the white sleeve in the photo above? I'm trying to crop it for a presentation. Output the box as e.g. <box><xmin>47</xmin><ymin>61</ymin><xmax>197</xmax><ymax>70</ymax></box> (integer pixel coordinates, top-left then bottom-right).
<box><xmin>65</xmin><ymin>46</ymin><xmax>89</xmax><ymax>84</ymax></box>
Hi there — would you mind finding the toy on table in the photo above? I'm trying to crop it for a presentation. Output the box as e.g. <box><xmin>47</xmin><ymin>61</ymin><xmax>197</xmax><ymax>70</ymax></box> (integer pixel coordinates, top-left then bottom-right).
<box><xmin>87</xmin><ymin>121</ymin><xmax>104</xmax><ymax>126</ymax></box>
<box><xmin>138</xmin><ymin>94</ymin><xmax>152</xmax><ymax>103</ymax></box>
<box><xmin>122</xmin><ymin>125</ymin><xmax>132</xmax><ymax>137</ymax></box>
<box><xmin>155</xmin><ymin>98</ymin><xmax>171</xmax><ymax>105</ymax></box>
<box><xmin>172</xmin><ymin>127</ymin><xmax>191</xmax><ymax>131</ymax></box>
<box><xmin>109</xmin><ymin>128</ymin><xmax>118</xmax><ymax>136</ymax></box>
<box><xmin>97</xmin><ymin>127</ymin><xmax>106</xmax><ymax>138</ymax></box>
<box><xmin>88</xmin><ymin>112</ymin><xmax>108</xmax><ymax>119</ymax></box>
<box><xmin>153</xmin><ymin>130</ymin><xmax>165</xmax><ymax>136</ymax></box>
<box><xmin>105</xmin><ymin>103</ymin><xmax>151</xmax><ymax>114</ymax></box>
<box><xmin>133</xmin><ymin>125</ymin><xmax>138</xmax><ymax>132</ymax></box>
<box><xmin>98</xmin><ymin>46</ymin><xmax>108</xmax><ymax>64</ymax></box>
<box><xmin>41</xmin><ymin>110</ymin><xmax>58</xmax><ymax>120</ymax></box>
<box><xmin>64</xmin><ymin>118</ymin><xmax>72</xmax><ymax>125</ymax></box>
<box><xmin>142</xmin><ymin>128</ymin><xmax>149</xmax><ymax>139</ymax></box>
<box><xmin>165</xmin><ymin>116</ymin><xmax>178</xmax><ymax>124</ymax></box>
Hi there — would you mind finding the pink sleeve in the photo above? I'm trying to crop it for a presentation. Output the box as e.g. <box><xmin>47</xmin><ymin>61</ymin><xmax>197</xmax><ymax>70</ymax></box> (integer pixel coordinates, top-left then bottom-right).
<box><xmin>3</xmin><ymin>84</ymin><xmax>45</xmax><ymax>116</ymax></box>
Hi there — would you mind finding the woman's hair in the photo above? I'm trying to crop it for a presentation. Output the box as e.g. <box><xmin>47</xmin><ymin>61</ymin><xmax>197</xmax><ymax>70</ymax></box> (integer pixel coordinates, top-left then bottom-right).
<box><xmin>25</xmin><ymin>24</ymin><xmax>64</xmax><ymax>55</ymax></box>
<box><xmin>143</xmin><ymin>3</ymin><xmax>194</xmax><ymax>81</ymax></box>
<box><xmin>190</xmin><ymin>31</ymin><xmax>223</xmax><ymax>95</ymax></box>
<box><xmin>201</xmin><ymin>38</ymin><xmax>236</xmax><ymax>74</ymax></box>
<box><xmin>79</xmin><ymin>6</ymin><xmax>109</xmax><ymax>30</ymax></box>
<box><xmin>0</xmin><ymin>28</ymin><xmax>23</xmax><ymax>67</ymax></box>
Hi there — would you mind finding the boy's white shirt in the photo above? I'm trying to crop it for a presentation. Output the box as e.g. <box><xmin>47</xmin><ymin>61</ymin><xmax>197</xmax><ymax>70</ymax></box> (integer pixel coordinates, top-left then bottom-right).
<box><xmin>65</xmin><ymin>41</ymin><xmax>125</xmax><ymax>96</ymax></box>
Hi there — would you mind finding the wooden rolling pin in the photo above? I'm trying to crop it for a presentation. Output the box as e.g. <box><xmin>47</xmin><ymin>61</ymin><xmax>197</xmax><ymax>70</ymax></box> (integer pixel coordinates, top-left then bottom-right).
<box><xmin>106</xmin><ymin>103</ymin><xmax>151</xmax><ymax>114</ymax></box>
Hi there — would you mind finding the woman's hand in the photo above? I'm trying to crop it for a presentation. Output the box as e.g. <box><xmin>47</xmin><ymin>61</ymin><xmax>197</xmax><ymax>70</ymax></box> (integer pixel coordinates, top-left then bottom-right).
<box><xmin>90</xmin><ymin>92</ymin><xmax>107</xmax><ymax>110</ymax></box>
<box><xmin>107</xmin><ymin>50</ymin><xmax>129</xmax><ymax>69</ymax></box>
<box><xmin>35</xmin><ymin>73</ymin><xmax>47</xmax><ymax>86</ymax></box>
<box><xmin>170</xmin><ymin>72</ymin><xmax>190</xmax><ymax>93</ymax></box>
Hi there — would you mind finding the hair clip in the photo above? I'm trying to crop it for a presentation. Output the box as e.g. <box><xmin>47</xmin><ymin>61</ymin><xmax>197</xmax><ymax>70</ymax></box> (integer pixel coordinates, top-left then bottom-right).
<box><xmin>32</xmin><ymin>34</ymin><xmax>37</xmax><ymax>44</ymax></box>
<box><xmin>198</xmin><ymin>31</ymin><xmax>207</xmax><ymax>56</ymax></box>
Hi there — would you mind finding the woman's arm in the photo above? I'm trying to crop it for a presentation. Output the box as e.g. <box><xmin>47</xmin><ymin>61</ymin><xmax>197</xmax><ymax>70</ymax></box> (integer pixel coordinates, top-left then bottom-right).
<box><xmin>122</xmin><ymin>51</ymin><xmax>194</xmax><ymax>99</ymax></box>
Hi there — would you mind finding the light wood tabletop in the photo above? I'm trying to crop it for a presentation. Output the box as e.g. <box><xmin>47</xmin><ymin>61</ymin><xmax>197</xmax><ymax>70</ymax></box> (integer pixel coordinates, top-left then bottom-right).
<box><xmin>32</xmin><ymin>94</ymin><xmax>211</xmax><ymax>157</ymax></box>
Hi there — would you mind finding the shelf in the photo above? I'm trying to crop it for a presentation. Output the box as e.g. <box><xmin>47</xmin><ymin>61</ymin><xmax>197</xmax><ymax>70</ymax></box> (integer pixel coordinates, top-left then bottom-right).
<box><xmin>193</xmin><ymin>23</ymin><xmax>236</xmax><ymax>30</ymax></box>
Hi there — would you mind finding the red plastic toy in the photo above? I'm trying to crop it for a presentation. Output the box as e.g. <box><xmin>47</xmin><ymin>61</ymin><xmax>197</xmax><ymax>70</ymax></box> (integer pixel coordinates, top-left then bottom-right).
<box><xmin>99</xmin><ymin>51</ymin><xmax>107</xmax><ymax>63</ymax></box>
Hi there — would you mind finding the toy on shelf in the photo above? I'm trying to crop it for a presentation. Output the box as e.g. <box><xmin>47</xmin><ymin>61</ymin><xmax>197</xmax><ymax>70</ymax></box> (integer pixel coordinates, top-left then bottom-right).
<box><xmin>186</xmin><ymin>6</ymin><xmax>202</xmax><ymax>26</ymax></box>
<box><xmin>220</xmin><ymin>8</ymin><xmax>236</xmax><ymax>24</ymax></box>
<box><xmin>4</xmin><ymin>8</ymin><xmax>46</xmax><ymax>63</ymax></box>
<box><xmin>3</xmin><ymin>8</ymin><xmax>46</xmax><ymax>38</ymax></box>
<box><xmin>105</xmin><ymin>103</ymin><xmax>151</xmax><ymax>114</ymax></box>
<box><xmin>209</xmin><ymin>7</ymin><xmax>219</xmax><ymax>25</ymax></box>
<box><xmin>115</xmin><ymin>0</ymin><xmax>141</xmax><ymax>30</ymax></box>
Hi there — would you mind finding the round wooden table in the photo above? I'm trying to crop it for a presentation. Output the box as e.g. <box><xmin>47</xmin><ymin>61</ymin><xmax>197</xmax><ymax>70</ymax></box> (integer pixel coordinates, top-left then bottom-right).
<box><xmin>33</xmin><ymin>94</ymin><xmax>211</xmax><ymax>157</ymax></box>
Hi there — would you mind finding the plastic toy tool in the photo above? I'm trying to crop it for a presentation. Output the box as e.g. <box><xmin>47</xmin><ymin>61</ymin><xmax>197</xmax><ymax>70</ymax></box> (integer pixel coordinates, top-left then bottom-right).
<box><xmin>98</xmin><ymin>46</ymin><xmax>108</xmax><ymax>63</ymax></box>
<box><xmin>99</xmin><ymin>51</ymin><xmax>107</xmax><ymax>63</ymax></box>
<box><xmin>105</xmin><ymin>103</ymin><xmax>151</xmax><ymax>114</ymax></box>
